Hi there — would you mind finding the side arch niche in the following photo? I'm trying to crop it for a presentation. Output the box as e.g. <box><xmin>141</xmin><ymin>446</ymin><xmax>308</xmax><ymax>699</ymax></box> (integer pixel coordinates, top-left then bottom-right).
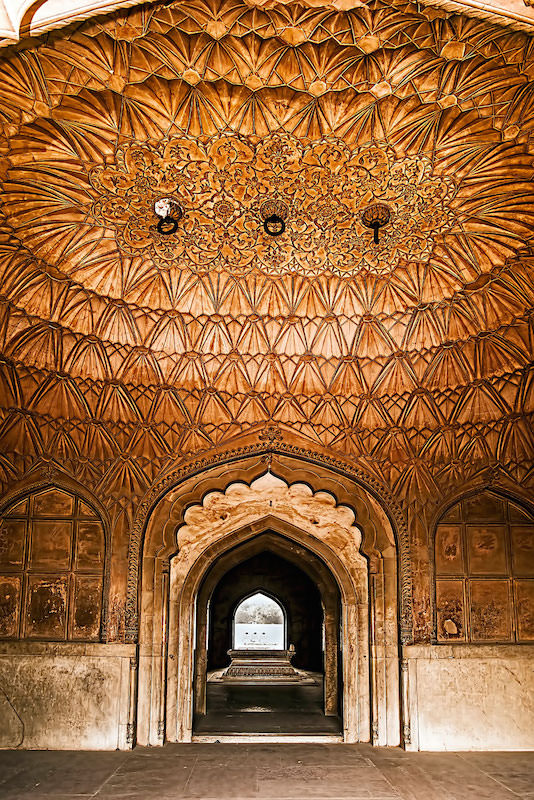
<box><xmin>433</xmin><ymin>488</ymin><xmax>534</xmax><ymax>644</ymax></box>
<box><xmin>0</xmin><ymin>482</ymin><xmax>108</xmax><ymax>641</ymax></box>
<box><xmin>400</xmin><ymin>485</ymin><xmax>534</xmax><ymax>752</ymax></box>
<box><xmin>135</xmin><ymin>457</ymin><xmax>403</xmax><ymax>747</ymax></box>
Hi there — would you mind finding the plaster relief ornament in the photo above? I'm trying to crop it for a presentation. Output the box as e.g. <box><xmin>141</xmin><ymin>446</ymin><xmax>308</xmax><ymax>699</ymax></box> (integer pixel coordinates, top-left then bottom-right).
<box><xmin>89</xmin><ymin>133</ymin><xmax>458</xmax><ymax>277</ymax></box>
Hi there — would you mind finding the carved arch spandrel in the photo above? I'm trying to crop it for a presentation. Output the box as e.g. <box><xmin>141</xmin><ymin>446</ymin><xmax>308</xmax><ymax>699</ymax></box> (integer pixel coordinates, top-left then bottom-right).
<box><xmin>127</xmin><ymin>443</ymin><xmax>412</xmax><ymax>644</ymax></box>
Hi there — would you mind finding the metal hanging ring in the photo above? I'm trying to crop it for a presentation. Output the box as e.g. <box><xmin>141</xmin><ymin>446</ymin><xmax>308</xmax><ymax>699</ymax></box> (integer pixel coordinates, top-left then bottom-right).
<box><xmin>263</xmin><ymin>214</ymin><xmax>286</xmax><ymax>236</ymax></box>
<box><xmin>157</xmin><ymin>216</ymin><xmax>179</xmax><ymax>235</ymax></box>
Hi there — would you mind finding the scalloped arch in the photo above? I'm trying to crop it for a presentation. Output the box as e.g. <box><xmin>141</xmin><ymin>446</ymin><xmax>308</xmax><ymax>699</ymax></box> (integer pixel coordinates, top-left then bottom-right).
<box><xmin>126</xmin><ymin>442</ymin><xmax>412</xmax><ymax>642</ymax></box>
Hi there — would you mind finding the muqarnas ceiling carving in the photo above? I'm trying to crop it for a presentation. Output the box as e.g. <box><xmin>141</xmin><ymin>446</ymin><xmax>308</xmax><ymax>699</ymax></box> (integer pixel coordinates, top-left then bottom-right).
<box><xmin>0</xmin><ymin>0</ymin><xmax>533</xmax><ymax>506</ymax></box>
<box><xmin>89</xmin><ymin>134</ymin><xmax>458</xmax><ymax>277</ymax></box>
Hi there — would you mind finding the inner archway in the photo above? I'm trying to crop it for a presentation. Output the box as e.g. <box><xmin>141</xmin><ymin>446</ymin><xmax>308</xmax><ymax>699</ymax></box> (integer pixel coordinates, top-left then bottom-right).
<box><xmin>194</xmin><ymin>542</ymin><xmax>341</xmax><ymax>736</ymax></box>
<box><xmin>210</xmin><ymin>554</ymin><xmax>322</xmax><ymax>670</ymax></box>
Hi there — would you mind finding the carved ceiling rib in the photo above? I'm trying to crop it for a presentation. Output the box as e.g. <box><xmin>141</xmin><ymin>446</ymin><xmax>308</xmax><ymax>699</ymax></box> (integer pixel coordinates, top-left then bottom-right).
<box><xmin>2</xmin><ymin>0</ymin><xmax>534</xmax><ymax>47</ymax></box>
<box><xmin>0</xmin><ymin>0</ymin><xmax>533</xmax><ymax>507</ymax></box>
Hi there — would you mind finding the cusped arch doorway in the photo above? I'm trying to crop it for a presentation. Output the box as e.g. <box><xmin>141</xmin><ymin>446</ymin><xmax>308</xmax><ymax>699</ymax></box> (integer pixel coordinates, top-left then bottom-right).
<box><xmin>136</xmin><ymin>466</ymin><xmax>402</xmax><ymax>747</ymax></box>
<box><xmin>194</xmin><ymin>544</ymin><xmax>341</xmax><ymax>737</ymax></box>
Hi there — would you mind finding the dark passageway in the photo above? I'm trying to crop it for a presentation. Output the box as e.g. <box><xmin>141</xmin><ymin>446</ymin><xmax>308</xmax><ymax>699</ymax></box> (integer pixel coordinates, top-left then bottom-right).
<box><xmin>194</xmin><ymin>545</ymin><xmax>342</xmax><ymax>737</ymax></box>
<box><xmin>207</xmin><ymin>551</ymin><xmax>324</xmax><ymax>672</ymax></box>
<box><xmin>195</xmin><ymin>683</ymin><xmax>342</xmax><ymax>735</ymax></box>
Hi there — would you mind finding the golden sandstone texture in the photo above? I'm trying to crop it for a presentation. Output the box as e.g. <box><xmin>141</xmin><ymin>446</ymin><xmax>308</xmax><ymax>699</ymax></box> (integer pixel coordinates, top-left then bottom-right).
<box><xmin>0</xmin><ymin>0</ymin><xmax>533</xmax><ymax>505</ymax></box>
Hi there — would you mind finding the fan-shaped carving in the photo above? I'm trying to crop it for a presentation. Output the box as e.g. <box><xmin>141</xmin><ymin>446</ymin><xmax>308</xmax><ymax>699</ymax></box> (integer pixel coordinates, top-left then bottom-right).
<box><xmin>0</xmin><ymin>0</ymin><xmax>532</xmax><ymax>515</ymax></box>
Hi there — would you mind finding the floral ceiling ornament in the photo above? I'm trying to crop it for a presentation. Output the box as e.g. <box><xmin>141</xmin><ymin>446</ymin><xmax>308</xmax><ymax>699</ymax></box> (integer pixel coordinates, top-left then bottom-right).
<box><xmin>154</xmin><ymin>198</ymin><xmax>184</xmax><ymax>236</ymax></box>
<box><xmin>89</xmin><ymin>133</ymin><xmax>459</xmax><ymax>278</ymax></box>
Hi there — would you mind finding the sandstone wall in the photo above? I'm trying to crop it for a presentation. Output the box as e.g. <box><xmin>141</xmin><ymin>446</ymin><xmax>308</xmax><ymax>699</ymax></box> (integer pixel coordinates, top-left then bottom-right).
<box><xmin>0</xmin><ymin>643</ymin><xmax>136</xmax><ymax>750</ymax></box>
<box><xmin>404</xmin><ymin>644</ymin><xmax>534</xmax><ymax>751</ymax></box>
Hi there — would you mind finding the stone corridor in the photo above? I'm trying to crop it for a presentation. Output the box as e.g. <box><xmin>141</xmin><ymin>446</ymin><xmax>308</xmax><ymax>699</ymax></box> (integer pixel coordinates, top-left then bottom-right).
<box><xmin>0</xmin><ymin>744</ymin><xmax>533</xmax><ymax>799</ymax></box>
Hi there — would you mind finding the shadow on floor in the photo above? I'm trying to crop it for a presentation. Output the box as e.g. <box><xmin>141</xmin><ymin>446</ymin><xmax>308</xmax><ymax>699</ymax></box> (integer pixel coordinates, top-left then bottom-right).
<box><xmin>194</xmin><ymin>680</ymin><xmax>342</xmax><ymax>735</ymax></box>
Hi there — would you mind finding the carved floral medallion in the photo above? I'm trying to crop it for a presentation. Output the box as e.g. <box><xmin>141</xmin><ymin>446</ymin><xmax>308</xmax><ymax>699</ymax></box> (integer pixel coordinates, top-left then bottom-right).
<box><xmin>89</xmin><ymin>133</ymin><xmax>458</xmax><ymax>277</ymax></box>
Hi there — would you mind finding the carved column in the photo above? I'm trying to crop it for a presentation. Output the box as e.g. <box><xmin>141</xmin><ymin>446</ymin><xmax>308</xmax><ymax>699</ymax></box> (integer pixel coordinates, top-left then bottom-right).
<box><xmin>194</xmin><ymin>600</ymin><xmax>208</xmax><ymax>715</ymax></box>
<box><xmin>158</xmin><ymin>564</ymin><xmax>169</xmax><ymax>741</ymax></box>
<box><xmin>323</xmin><ymin>596</ymin><xmax>339</xmax><ymax>716</ymax></box>
<box><xmin>127</xmin><ymin>653</ymin><xmax>138</xmax><ymax>748</ymax></box>
<box><xmin>369</xmin><ymin>570</ymin><xmax>380</xmax><ymax>745</ymax></box>
<box><xmin>400</xmin><ymin>653</ymin><xmax>412</xmax><ymax>750</ymax></box>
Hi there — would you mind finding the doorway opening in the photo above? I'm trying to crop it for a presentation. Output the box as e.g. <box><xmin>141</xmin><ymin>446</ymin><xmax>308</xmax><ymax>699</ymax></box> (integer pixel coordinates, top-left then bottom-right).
<box><xmin>233</xmin><ymin>592</ymin><xmax>285</xmax><ymax>650</ymax></box>
<box><xmin>136</xmin><ymin>466</ymin><xmax>402</xmax><ymax>746</ymax></box>
<box><xmin>193</xmin><ymin>545</ymin><xmax>342</xmax><ymax>737</ymax></box>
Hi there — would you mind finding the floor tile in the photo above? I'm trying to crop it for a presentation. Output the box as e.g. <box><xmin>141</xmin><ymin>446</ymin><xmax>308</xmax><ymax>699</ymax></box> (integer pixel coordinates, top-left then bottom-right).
<box><xmin>0</xmin><ymin>744</ymin><xmax>533</xmax><ymax>800</ymax></box>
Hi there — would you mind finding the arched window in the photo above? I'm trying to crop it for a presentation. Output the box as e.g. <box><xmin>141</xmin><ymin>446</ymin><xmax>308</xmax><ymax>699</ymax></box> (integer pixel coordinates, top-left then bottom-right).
<box><xmin>233</xmin><ymin>591</ymin><xmax>285</xmax><ymax>650</ymax></box>
<box><xmin>435</xmin><ymin>491</ymin><xmax>534</xmax><ymax>643</ymax></box>
<box><xmin>0</xmin><ymin>487</ymin><xmax>105</xmax><ymax>641</ymax></box>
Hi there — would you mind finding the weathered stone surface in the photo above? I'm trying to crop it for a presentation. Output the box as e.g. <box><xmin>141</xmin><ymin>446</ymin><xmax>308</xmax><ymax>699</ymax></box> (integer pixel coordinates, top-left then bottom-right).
<box><xmin>0</xmin><ymin>643</ymin><xmax>135</xmax><ymax>750</ymax></box>
<box><xmin>405</xmin><ymin>644</ymin><xmax>534</xmax><ymax>751</ymax></box>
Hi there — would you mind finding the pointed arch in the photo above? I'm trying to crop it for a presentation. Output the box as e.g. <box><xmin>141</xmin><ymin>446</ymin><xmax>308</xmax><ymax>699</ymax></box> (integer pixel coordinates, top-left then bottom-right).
<box><xmin>134</xmin><ymin>451</ymin><xmax>403</xmax><ymax>747</ymax></box>
<box><xmin>126</xmin><ymin>442</ymin><xmax>412</xmax><ymax>644</ymax></box>
<box><xmin>232</xmin><ymin>590</ymin><xmax>286</xmax><ymax>649</ymax></box>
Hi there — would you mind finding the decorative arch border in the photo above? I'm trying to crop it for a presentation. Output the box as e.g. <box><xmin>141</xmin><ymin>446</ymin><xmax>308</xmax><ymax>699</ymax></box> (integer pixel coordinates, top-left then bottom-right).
<box><xmin>429</xmin><ymin>477</ymin><xmax>534</xmax><ymax>644</ymax></box>
<box><xmin>0</xmin><ymin>470</ymin><xmax>112</xmax><ymax>641</ymax></box>
<box><xmin>126</xmin><ymin>441</ymin><xmax>413</xmax><ymax>644</ymax></box>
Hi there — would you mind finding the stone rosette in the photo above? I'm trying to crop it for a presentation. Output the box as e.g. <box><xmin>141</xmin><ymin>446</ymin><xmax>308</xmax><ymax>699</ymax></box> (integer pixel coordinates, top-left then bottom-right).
<box><xmin>89</xmin><ymin>133</ymin><xmax>458</xmax><ymax>278</ymax></box>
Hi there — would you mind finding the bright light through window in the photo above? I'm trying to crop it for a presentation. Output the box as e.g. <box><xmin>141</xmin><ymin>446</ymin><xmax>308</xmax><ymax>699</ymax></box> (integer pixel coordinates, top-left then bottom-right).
<box><xmin>234</xmin><ymin>592</ymin><xmax>285</xmax><ymax>650</ymax></box>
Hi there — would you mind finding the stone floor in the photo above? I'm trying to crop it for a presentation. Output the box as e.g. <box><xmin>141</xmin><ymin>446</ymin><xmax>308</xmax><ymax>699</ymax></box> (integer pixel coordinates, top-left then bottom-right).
<box><xmin>0</xmin><ymin>744</ymin><xmax>533</xmax><ymax>799</ymax></box>
<box><xmin>195</xmin><ymin>681</ymin><xmax>342</xmax><ymax>734</ymax></box>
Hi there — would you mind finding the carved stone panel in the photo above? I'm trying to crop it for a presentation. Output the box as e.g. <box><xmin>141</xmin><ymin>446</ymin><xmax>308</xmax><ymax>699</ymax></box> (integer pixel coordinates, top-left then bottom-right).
<box><xmin>435</xmin><ymin>525</ymin><xmax>464</xmax><ymax>575</ymax></box>
<box><xmin>463</xmin><ymin>495</ymin><xmax>505</xmax><ymax>523</ymax></box>
<box><xmin>0</xmin><ymin>520</ymin><xmax>25</xmax><ymax>569</ymax></box>
<box><xmin>33</xmin><ymin>490</ymin><xmax>74</xmax><ymax>517</ymax></box>
<box><xmin>469</xmin><ymin>580</ymin><xmax>512</xmax><ymax>642</ymax></box>
<box><xmin>515</xmin><ymin>581</ymin><xmax>534</xmax><ymax>641</ymax></box>
<box><xmin>0</xmin><ymin>576</ymin><xmax>21</xmax><ymax>637</ymax></box>
<box><xmin>76</xmin><ymin>523</ymin><xmax>105</xmax><ymax>571</ymax></box>
<box><xmin>30</xmin><ymin>521</ymin><xmax>73</xmax><ymax>571</ymax></box>
<box><xmin>25</xmin><ymin>576</ymin><xmax>68</xmax><ymax>638</ymax></box>
<box><xmin>436</xmin><ymin>580</ymin><xmax>465</xmax><ymax>642</ymax></box>
<box><xmin>72</xmin><ymin>575</ymin><xmax>102</xmax><ymax>639</ymax></box>
<box><xmin>466</xmin><ymin>526</ymin><xmax>508</xmax><ymax>576</ymax></box>
<box><xmin>511</xmin><ymin>528</ymin><xmax>534</xmax><ymax>575</ymax></box>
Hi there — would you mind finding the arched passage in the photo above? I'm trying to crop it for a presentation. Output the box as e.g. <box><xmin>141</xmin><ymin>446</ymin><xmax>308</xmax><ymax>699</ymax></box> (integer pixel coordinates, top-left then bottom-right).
<box><xmin>193</xmin><ymin>530</ymin><xmax>342</xmax><ymax>722</ymax></box>
<box><xmin>136</xmin><ymin>460</ymin><xmax>403</xmax><ymax>747</ymax></box>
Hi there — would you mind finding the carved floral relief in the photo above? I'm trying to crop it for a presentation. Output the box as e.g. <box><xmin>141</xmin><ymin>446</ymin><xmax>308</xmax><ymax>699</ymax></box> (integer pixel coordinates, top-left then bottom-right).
<box><xmin>89</xmin><ymin>134</ymin><xmax>458</xmax><ymax>277</ymax></box>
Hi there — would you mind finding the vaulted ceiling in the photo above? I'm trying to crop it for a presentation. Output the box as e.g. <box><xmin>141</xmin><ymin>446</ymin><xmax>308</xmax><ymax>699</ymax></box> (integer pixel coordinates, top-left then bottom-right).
<box><xmin>0</xmin><ymin>0</ymin><xmax>533</xmax><ymax>507</ymax></box>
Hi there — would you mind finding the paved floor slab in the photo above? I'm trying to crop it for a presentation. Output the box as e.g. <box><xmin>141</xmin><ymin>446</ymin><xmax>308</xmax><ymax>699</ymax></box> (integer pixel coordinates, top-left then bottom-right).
<box><xmin>195</xmin><ymin>683</ymin><xmax>342</xmax><ymax>735</ymax></box>
<box><xmin>0</xmin><ymin>744</ymin><xmax>533</xmax><ymax>799</ymax></box>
